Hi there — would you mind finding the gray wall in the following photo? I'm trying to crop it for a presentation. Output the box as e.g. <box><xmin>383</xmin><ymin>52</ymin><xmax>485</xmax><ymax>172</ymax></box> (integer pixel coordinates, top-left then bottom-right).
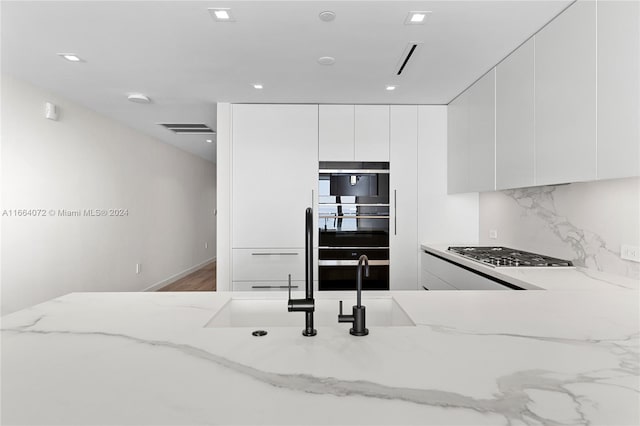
<box><xmin>1</xmin><ymin>76</ymin><xmax>217</xmax><ymax>314</ymax></box>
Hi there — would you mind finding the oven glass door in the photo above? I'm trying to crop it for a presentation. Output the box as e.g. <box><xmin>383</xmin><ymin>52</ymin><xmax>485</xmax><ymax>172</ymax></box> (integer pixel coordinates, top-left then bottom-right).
<box><xmin>318</xmin><ymin>264</ymin><xmax>389</xmax><ymax>291</ymax></box>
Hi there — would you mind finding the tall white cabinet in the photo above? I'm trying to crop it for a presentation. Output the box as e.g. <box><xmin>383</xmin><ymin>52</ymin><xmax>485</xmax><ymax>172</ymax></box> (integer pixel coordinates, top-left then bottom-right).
<box><xmin>231</xmin><ymin>104</ymin><xmax>318</xmax><ymax>290</ymax></box>
<box><xmin>390</xmin><ymin>106</ymin><xmax>418</xmax><ymax>290</ymax></box>
<box><xmin>495</xmin><ymin>38</ymin><xmax>535</xmax><ymax>190</ymax></box>
<box><xmin>597</xmin><ymin>0</ymin><xmax>640</xmax><ymax>179</ymax></box>
<box><xmin>447</xmin><ymin>69</ymin><xmax>496</xmax><ymax>194</ymax></box>
<box><xmin>535</xmin><ymin>0</ymin><xmax>597</xmax><ymax>185</ymax></box>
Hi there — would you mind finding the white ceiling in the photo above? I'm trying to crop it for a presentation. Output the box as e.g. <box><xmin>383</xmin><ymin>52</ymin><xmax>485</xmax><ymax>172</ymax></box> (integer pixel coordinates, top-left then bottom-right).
<box><xmin>1</xmin><ymin>0</ymin><xmax>573</xmax><ymax>163</ymax></box>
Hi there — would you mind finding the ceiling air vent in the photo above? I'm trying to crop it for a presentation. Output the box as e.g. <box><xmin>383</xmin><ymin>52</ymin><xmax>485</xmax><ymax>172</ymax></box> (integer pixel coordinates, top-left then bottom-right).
<box><xmin>158</xmin><ymin>123</ymin><xmax>215</xmax><ymax>135</ymax></box>
<box><xmin>395</xmin><ymin>43</ymin><xmax>420</xmax><ymax>75</ymax></box>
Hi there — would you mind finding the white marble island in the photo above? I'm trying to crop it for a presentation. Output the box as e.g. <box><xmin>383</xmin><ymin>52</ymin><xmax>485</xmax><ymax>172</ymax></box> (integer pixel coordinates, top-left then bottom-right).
<box><xmin>2</xmin><ymin>290</ymin><xmax>638</xmax><ymax>425</ymax></box>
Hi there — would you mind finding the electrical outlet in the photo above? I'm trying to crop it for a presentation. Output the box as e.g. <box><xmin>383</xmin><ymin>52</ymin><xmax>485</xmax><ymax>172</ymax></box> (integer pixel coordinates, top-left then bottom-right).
<box><xmin>621</xmin><ymin>245</ymin><xmax>640</xmax><ymax>262</ymax></box>
<box><xmin>136</xmin><ymin>263</ymin><xmax>142</xmax><ymax>274</ymax></box>
<box><xmin>489</xmin><ymin>229</ymin><xmax>498</xmax><ymax>240</ymax></box>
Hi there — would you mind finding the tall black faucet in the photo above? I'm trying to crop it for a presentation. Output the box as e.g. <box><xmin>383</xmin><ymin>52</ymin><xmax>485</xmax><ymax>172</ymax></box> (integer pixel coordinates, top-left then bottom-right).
<box><xmin>287</xmin><ymin>207</ymin><xmax>316</xmax><ymax>336</ymax></box>
<box><xmin>338</xmin><ymin>254</ymin><xmax>369</xmax><ymax>336</ymax></box>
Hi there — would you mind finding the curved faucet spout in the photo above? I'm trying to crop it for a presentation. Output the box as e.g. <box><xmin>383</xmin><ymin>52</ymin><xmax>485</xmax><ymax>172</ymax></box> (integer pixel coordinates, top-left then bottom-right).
<box><xmin>356</xmin><ymin>254</ymin><xmax>369</xmax><ymax>308</ymax></box>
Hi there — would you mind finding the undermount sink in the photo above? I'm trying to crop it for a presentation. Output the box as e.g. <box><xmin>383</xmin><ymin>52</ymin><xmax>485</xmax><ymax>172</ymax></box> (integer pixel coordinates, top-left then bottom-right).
<box><xmin>204</xmin><ymin>296</ymin><xmax>415</xmax><ymax>328</ymax></box>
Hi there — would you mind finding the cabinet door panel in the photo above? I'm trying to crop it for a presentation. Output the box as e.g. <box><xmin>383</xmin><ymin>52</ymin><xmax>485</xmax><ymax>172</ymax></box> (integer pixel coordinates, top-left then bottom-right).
<box><xmin>354</xmin><ymin>105</ymin><xmax>390</xmax><ymax>161</ymax></box>
<box><xmin>465</xmin><ymin>70</ymin><xmax>496</xmax><ymax>192</ymax></box>
<box><xmin>319</xmin><ymin>105</ymin><xmax>354</xmax><ymax>161</ymax></box>
<box><xmin>597</xmin><ymin>0</ymin><xmax>640</xmax><ymax>179</ymax></box>
<box><xmin>535</xmin><ymin>0</ymin><xmax>597</xmax><ymax>185</ymax></box>
<box><xmin>447</xmin><ymin>93</ymin><xmax>469</xmax><ymax>194</ymax></box>
<box><xmin>496</xmin><ymin>38</ymin><xmax>535</xmax><ymax>190</ymax></box>
<box><xmin>390</xmin><ymin>106</ymin><xmax>418</xmax><ymax>290</ymax></box>
<box><xmin>232</xmin><ymin>104</ymin><xmax>318</xmax><ymax>248</ymax></box>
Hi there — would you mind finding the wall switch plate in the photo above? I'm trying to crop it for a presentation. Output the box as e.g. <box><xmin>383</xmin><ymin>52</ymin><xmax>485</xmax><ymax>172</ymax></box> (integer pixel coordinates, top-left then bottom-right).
<box><xmin>205</xmin><ymin>242</ymin><xmax>208</xmax><ymax>249</ymax></box>
<box><xmin>489</xmin><ymin>229</ymin><xmax>498</xmax><ymax>239</ymax></box>
<box><xmin>621</xmin><ymin>245</ymin><xmax>640</xmax><ymax>262</ymax></box>
<box><xmin>136</xmin><ymin>263</ymin><xmax>142</xmax><ymax>274</ymax></box>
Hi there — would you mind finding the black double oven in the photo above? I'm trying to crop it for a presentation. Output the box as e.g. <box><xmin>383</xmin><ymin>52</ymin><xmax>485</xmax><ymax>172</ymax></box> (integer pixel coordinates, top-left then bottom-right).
<box><xmin>318</xmin><ymin>162</ymin><xmax>390</xmax><ymax>291</ymax></box>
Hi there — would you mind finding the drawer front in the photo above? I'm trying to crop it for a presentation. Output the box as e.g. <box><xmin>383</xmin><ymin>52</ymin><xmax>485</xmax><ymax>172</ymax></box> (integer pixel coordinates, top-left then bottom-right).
<box><xmin>232</xmin><ymin>281</ymin><xmax>304</xmax><ymax>292</ymax></box>
<box><xmin>420</xmin><ymin>269</ymin><xmax>457</xmax><ymax>291</ymax></box>
<box><xmin>422</xmin><ymin>251</ymin><xmax>510</xmax><ymax>291</ymax></box>
<box><xmin>233</xmin><ymin>248</ymin><xmax>305</xmax><ymax>282</ymax></box>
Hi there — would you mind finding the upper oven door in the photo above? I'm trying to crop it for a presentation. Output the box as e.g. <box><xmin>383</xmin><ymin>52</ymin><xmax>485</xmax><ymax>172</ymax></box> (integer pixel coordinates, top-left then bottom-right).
<box><xmin>319</xmin><ymin>162</ymin><xmax>389</xmax><ymax>247</ymax></box>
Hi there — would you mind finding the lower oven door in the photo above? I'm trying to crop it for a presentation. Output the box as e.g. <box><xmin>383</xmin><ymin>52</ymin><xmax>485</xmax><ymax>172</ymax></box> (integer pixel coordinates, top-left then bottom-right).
<box><xmin>318</xmin><ymin>260</ymin><xmax>389</xmax><ymax>291</ymax></box>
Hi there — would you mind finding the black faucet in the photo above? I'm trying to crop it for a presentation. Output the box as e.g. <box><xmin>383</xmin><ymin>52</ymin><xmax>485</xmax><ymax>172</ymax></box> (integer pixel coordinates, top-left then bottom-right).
<box><xmin>287</xmin><ymin>207</ymin><xmax>316</xmax><ymax>336</ymax></box>
<box><xmin>338</xmin><ymin>254</ymin><xmax>369</xmax><ymax>336</ymax></box>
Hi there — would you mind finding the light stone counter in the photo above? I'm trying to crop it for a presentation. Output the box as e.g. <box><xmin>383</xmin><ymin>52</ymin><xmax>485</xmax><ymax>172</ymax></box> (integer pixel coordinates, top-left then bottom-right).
<box><xmin>421</xmin><ymin>244</ymin><xmax>640</xmax><ymax>291</ymax></box>
<box><xmin>1</xmin><ymin>290</ymin><xmax>638</xmax><ymax>425</ymax></box>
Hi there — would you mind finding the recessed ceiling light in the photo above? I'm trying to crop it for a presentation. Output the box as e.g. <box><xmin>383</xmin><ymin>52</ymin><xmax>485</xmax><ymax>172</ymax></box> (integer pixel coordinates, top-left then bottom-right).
<box><xmin>209</xmin><ymin>8</ymin><xmax>234</xmax><ymax>22</ymax></box>
<box><xmin>58</xmin><ymin>53</ymin><xmax>83</xmax><ymax>62</ymax></box>
<box><xmin>405</xmin><ymin>11</ymin><xmax>431</xmax><ymax>25</ymax></box>
<box><xmin>127</xmin><ymin>93</ymin><xmax>151</xmax><ymax>104</ymax></box>
<box><xmin>317</xmin><ymin>56</ymin><xmax>335</xmax><ymax>65</ymax></box>
<box><xmin>253</xmin><ymin>84</ymin><xmax>263</xmax><ymax>89</ymax></box>
<box><xmin>319</xmin><ymin>11</ymin><xmax>336</xmax><ymax>22</ymax></box>
<box><xmin>386</xmin><ymin>85</ymin><xmax>397</xmax><ymax>91</ymax></box>
<box><xmin>206</xmin><ymin>139</ymin><xmax>213</xmax><ymax>144</ymax></box>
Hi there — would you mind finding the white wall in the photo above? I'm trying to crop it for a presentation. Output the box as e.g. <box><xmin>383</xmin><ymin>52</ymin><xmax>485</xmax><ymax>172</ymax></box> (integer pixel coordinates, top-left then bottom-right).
<box><xmin>1</xmin><ymin>76</ymin><xmax>216</xmax><ymax>314</ymax></box>
<box><xmin>418</xmin><ymin>106</ymin><xmax>479</xmax><ymax>245</ymax></box>
<box><xmin>479</xmin><ymin>177</ymin><xmax>640</xmax><ymax>279</ymax></box>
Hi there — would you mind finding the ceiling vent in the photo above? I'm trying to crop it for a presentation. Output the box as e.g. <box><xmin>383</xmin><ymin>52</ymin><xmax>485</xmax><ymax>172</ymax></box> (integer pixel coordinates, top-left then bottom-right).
<box><xmin>395</xmin><ymin>43</ymin><xmax>420</xmax><ymax>75</ymax></box>
<box><xmin>158</xmin><ymin>123</ymin><xmax>215</xmax><ymax>135</ymax></box>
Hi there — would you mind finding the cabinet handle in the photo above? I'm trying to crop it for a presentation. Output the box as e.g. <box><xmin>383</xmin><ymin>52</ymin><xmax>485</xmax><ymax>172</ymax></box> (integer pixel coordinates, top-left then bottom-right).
<box><xmin>251</xmin><ymin>252</ymin><xmax>299</xmax><ymax>256</ymax></box>
<box><xmin>394</xmin><ymin>189</ymin><xmax>397</xmax><ymax>236</ymax></box>
<box><xmin>252</xmin><ymin>285</ymin><xmax>299</xmax><ymax>289</ymax></box>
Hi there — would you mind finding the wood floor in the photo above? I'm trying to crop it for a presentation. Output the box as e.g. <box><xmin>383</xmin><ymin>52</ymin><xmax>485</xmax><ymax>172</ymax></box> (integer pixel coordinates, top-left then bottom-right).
<box><xmin>158</xmin><ymin>261</ymin><xmax>216</xmax><ymax>291</ymax></box>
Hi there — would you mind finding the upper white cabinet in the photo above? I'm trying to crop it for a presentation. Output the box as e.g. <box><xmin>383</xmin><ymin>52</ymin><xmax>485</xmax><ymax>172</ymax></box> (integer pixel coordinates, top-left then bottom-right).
<box><xmin>390</xmin><ymin>106</ymin><xmax>418</xmax><ymax>290</ymax></box>
<box><xmin>535</xmin><ymin>0</ymin><xmax>597</xmax><ymax>185</ymax></box>
<box><xmin>447</xmin><ymin>69</ymin><xmax>496</xmax><ymax>194</ymax></box>
<box><xmin>597</xmin><ymin>0</ymin><xmax>640</xmax><ymax>179</ymax></box>
<box><xmin>496</xmin><ymin>38</ymin><xmax>535</xmax><ymax>190</ymax></box>
<box><xmin>354</xmin><ymin>105</ymin><xmax>390</xmax><ymax>161</ymax></box>
<box><xmin>319</xmin><ymin>105</ymin><xmax>354</xmax><ymax>161</ymax></box>
<box><xmin>319</xmin><ymin>105</ymin><xmax>390</xmax><ymax>162</ymax></box>
<box><xmin>232</xmin><ymin>104</ymin><xmax>318</xmax><ymax>248</ymax></box>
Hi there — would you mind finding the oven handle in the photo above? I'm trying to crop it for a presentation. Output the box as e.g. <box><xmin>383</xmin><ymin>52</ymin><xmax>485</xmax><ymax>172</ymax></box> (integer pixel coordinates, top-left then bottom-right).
<box><xmin>318</xmin><ymin>260</ymin><xmax>390</xmax><ymax>266</ymax></box>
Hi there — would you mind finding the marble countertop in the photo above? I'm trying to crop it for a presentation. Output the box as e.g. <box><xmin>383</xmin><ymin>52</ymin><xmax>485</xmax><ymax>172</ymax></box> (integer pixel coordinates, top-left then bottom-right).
<box><xmin>2</xmin><ymin>290</ymin><xmax>638</xmax><ymax>425</ymax></box>
<box><xmin>421</xmin><ymin>244</ymin><xmax>640</xmax><ymax>291</ymax></box>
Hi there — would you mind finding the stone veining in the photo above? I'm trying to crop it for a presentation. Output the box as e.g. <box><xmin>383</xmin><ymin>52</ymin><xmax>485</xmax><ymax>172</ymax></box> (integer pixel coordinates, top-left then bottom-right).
<box><xmin>502</xmin><ymin>185</ymin><xmax>638</xmax><ymax>279</ymax></box>
<box><xmin>4</xmin><ymin>324</ymin><xmax>637</xmax><ymax>425</ymax></box>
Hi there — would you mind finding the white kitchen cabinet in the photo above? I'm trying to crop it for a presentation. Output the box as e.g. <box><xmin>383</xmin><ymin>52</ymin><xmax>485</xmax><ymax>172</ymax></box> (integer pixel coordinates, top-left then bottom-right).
<box><xmin>597</xmin><ymin>0</ymin><xmax>640</xmax><ymax>179</ymax></box>
<box><xmin>354</xmin><ymin>105</ymin><xmax>390</xmax><ymax>161</ymax></box>
<box><xmin>319</xmin><ymin>105</ymin><xmax>354</xmax><ymax>161</ymax></box>
<box><xmin>232</xmin><ymin>248</ymin><xmax>305</xmax><ymax>282</ymax></box>
<box><xmin>535</xmin><ymin>0</ymin><xmax>597</xmax><ymax>185</ymax></box>
<box><xmin>389</xmin><ymin>106</ymin><xmax>418</xmax><ymax>290</ymax></box>
<box><xmin>232</xmin><ymin>104</ymin><xmax>318</xmax><ymax>249</ymax></box>
<box><xmin>447</xmin><ymin>90</ymin><xmax>469</xmax><ymax>194</ymax></box>
<box><xmin>319</xmin><ymin>105</ymin><xmax>390</xmax><ymax>162</ymax></box>
<box><xmin>447</xmin><ymin>70</ymin><xmax>496</xmax><ymax>194</ymax></box>
<box><xmin>496</xmin><ymin>38</ymin><xmax>535</xmax><ymax>190</ymax></box>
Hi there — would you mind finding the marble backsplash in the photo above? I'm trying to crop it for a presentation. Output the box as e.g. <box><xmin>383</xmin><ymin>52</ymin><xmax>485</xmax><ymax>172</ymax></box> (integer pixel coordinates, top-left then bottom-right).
<box><xmin>479</xmin><ymin>177</ymin><xmax>640</xmax><ymax>280</ymax></box>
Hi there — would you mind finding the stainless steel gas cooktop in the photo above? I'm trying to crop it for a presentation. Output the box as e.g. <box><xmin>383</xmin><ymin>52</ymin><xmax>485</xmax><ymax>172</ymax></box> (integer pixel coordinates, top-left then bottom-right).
<box><xmin>447</xmin><ymin>246</ymin><xmax>574</xmax><ymax>267</ymax></box>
